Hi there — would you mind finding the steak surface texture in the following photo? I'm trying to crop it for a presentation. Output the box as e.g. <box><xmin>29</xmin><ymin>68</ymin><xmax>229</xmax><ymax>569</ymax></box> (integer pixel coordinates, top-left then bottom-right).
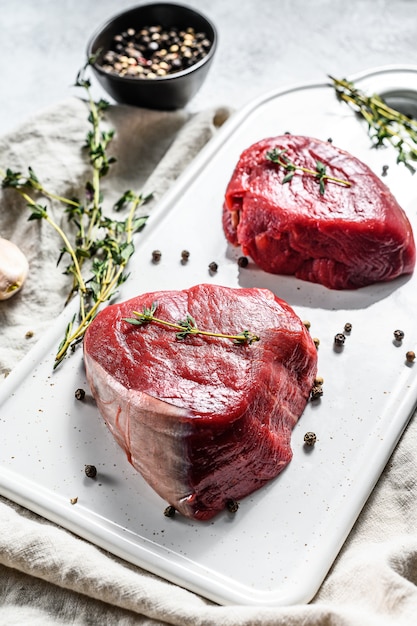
<box><xmin>83</xmin><ymin>284</ymin><xmax>318</xmax><ymax>521</ymax></box>
<box><xmin>223</xmin><ymin>135</ymin><xmax>416</xmax><ymax>289</ymax></box>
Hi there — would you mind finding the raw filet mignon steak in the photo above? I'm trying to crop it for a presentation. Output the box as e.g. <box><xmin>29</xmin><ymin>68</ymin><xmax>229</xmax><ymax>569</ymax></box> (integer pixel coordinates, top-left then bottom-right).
<box><xmin>83</xmin><ymin>284</ymin><xmax>318</xmax><ymax>521</ymax></box>
<box><xmin>223</xmin><ymin>135</ymin><xmax>415</xmax><ymax>289</ymax></box>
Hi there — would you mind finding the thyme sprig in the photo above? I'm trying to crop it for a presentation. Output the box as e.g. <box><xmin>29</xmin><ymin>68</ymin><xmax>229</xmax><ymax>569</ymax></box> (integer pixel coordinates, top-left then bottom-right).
<box><xmin>330</xmin><ymin>75</ymin><xmax>417</xmax><ymax>174</ymax></box>
<box><xmin>124</xmin><ymin>302</ymin><xmax>260</xmax><ymax>345</ymax></box>
<box><xmin>266</xmin><ymin>148</ymin><xmax>351</xmax><ymax>195</ymax></box>
<box><xmin>1</xmin><ymin>58</ymin><xmax>152</xmax><ymax>368</ymax></box>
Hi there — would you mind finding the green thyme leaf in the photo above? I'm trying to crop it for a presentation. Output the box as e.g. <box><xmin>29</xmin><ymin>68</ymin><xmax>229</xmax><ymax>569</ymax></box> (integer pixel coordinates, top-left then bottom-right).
<box><xmin>27</xmin><ymin>204</ymin><xmax>48</xmax><ymax>220</ymax></box>
<box><xmin>282</xmin><ymin>172</ymin><xmax>294</xmax><ymax>184</ymax></box>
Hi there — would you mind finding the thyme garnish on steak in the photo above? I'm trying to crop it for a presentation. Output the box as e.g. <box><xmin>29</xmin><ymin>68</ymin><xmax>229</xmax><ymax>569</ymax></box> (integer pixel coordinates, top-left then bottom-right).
<box><xmin>266</xmin><ymin>148</ymin><xmax>351</xmax><ymax>195</ymax></box>
<box><xmin>124</xmin><ymin>302</ymin><xmax>260</xmax><ymax>345</ymax></box>
<box><xmin>330</xmin><ymin>75</ymin><xmax>417</xmax><ymax>174</ymax></box>
<box><xmin>0</xmin><ymin>57</ymin><xmax>152</xmax><ymax>369</ymax></box>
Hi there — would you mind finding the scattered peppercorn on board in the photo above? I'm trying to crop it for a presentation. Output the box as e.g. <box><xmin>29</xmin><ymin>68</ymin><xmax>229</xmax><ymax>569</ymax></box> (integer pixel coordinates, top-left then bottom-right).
<box><xmin>1</xmin><ymin>66</ymin><xmax>417</xmax><ymax>607</ymax></box>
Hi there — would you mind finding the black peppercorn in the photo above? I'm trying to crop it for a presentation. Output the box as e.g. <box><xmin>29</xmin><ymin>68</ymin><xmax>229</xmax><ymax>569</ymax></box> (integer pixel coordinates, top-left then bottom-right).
<box><xmin>310</xmin><ymin>384</ymin><xmax>323</xmax><ymax>400</ymax></box>
<box><xmin>304</xmin><ymin>432</ymin><xmax>317</xmax><ymax>446</ymax></box>
<box><xmin>237</xmin><ymin>256</ymin><xmax>248</xmax><ymax>268</ymax></box>
<box><xmin>164</xmin><ymin>505</ymin><xmax>176</xmax><ymax>517</ymax></box>
<box><xmin>208</xmin><ymin>261</ymin><xmax>218</xmax><ymax>273</ymax></box>
<box><xmin>394</xmin><ymin>329</ymin><xmax>405</xmax><ymax>342</ymax></box>
<box><xmin>75</xmin><ymin>388</ymin><xmax>85</xmax><ymax>401</ymax></box>
<box><xmin>152</xmin><ymin>249</ymin><xmax>162</xmax><ymax>263</ymax></box>
<box><xmin>382</xmin><ymin>165</ymin><xmax>389</xmax><ymax>177</ymax></box>
<box><xmin>181</xmin><ymin>249</ymin><xmax>190</xmax><ymax>264</ymax></box>
<box><xmin>334</xmin><ymin>333</ymin><xmax>346</xmax><ymax>346</ymax></box>
<box><xmin>344</xmin><ymin>322</ymin><xmax>352</xmax><ymax>333</ymax></box>
<box><xmin>85</xmin><ymin>464</ymin><xmax>97</xmax><ymax>478</ymax></box>
<box><xmin>226</xmin><ymin>498</ymin><xmax>239</xmax><ymax>513</ymax></box>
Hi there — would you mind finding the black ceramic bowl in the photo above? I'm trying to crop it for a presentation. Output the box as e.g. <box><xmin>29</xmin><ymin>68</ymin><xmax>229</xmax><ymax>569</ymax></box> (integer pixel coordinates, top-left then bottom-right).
<box><xmin>87</xmin><ymin>2</ymin><xmax>217</xmax><ymax>110</ymax></box>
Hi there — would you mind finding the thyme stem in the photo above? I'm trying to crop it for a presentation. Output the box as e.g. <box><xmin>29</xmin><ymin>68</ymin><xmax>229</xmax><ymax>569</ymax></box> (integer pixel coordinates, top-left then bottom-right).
<box><xmin>125</xmin><ymin>303</ymin><xmax>260</xmax><ymax>345</ymax></box>
<box><xmin>330</xmin><ymin>75</ymin><xmax>417</xmax><ymax>173</ymax></box>
<box><xmin>266</xmin><ymin>148</ymin><xmax>351</xmax><ymax>195</ymax></box>
<box><xmin>16</xmin><ymin>189</ymin><xmax>87</xmax><ymax>296</ymax></box>
<box><xmin>0</xmin><ymin>165</ymin><xmax>81</xmax><ymax>209</ymax></box>
<box><xmin>54</xmin><ymin>189</ymin><xmax>148</xmax><ymax>365</ymax></box>
<box><xmin>85</xmin><ymin>94</ymin><xmax>103</xmax><ymax>249</ymax></box>
<box><xmin>1</xmin><ymin>58</ymin><xmax>151</xmax><ymax>369</ymax></box>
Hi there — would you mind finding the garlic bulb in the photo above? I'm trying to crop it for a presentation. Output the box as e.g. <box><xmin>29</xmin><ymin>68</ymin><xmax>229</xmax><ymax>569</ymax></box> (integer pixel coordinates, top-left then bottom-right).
<box><xmin>0</xmin><ymin>237</ymin><xmax>29</xmax><ymax>300</ymax></box>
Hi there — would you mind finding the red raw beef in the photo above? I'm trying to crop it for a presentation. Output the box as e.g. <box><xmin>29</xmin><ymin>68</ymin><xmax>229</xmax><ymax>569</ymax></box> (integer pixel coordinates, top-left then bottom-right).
<box><xmin>83</xmin><ymin>284</ymin><xmax>317</xmax><ymax>521</ymax></box>
<box><xmin>223</xmin><ymin>135</ymin><xmax>415</xmax><ymax>289</ymax></box>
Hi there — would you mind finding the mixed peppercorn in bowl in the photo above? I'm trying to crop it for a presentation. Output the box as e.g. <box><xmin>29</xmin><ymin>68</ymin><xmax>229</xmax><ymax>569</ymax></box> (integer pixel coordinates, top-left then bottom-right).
<box><xmin>87</xmin><ymin>2</ymin><xmax>217</xmax><ymax>110</ymax></box>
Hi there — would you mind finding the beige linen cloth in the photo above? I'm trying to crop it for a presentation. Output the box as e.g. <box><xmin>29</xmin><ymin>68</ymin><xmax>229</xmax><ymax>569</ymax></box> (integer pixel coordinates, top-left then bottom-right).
<box><xmin>1</xmin><ymin>98</ymin><xmax>417</xmax><ymax>626</ymax></box>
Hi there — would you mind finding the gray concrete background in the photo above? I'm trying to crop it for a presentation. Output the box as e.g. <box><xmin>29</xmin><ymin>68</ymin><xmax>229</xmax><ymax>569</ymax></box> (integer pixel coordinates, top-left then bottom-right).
<box><xmin>0</xmin><ymin>0</ymin><xmax>416</xmax><ymax>135</ymax></box>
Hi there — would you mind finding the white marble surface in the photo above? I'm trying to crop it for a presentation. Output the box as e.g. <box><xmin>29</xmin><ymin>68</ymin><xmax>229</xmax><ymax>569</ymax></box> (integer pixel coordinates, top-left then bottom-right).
<box><xmin>1</xmin><ymin>0</ymin><xmax>416</xmax><ymax>136</ymax></box>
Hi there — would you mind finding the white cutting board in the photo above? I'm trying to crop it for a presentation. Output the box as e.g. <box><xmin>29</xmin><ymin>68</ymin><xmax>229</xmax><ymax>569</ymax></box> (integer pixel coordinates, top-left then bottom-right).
<box><xmin>1</xmin><ymin>65</ymin><xmax>417</xmax><ymax>606</ymax></box>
